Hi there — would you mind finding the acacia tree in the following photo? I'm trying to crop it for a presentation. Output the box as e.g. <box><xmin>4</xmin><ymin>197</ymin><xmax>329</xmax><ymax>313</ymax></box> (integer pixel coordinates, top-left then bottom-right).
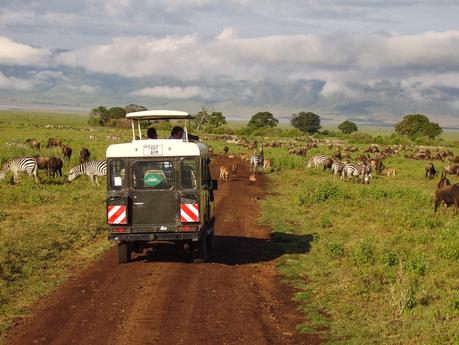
<box><xmin>338</xmin><ymin>120</ymin><xmax>358</xmax><ymax>134</ymax></box>
<box><xmin>291</xmin><ymin>111</ymin><xmax>321</xmax><ymax>134</ymax></box>
<box><xmin>195</xmin><ymin>106</ymin><xmax>210</xmax><ymax>130</ymax></box>
<box><xmin>248</xmin><ymin>112</ymin><xmax>279</xmax><ymax>128</ymax></box>
<box><xmin>208</xmin><ymin>111</ymin><xmax>226</xmax><ymax>128</ymax></box>
<box><xmin>395</xmin><ymin>114</ymin><xmax>442</xmax><ymax>139</ymax></box>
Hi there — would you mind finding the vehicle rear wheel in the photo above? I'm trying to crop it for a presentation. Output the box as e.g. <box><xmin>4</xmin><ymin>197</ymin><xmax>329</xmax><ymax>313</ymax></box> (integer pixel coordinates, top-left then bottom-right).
<box><xmin>117</xmin><ymin>242</ymin><xmax>131</xmax><ymax>264</ymax></box>
<box><xmin>193</xmin><ymin>234</ymin><xmax>208</xmax><ymax>263</ymax></box>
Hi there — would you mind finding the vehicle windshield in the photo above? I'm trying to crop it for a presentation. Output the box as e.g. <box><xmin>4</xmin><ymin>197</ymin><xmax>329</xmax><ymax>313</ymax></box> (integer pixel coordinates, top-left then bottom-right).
<box><xmin>132</xmin><ymin>161</ymin><xmax>173</xmax><ymax>189</ymax></box>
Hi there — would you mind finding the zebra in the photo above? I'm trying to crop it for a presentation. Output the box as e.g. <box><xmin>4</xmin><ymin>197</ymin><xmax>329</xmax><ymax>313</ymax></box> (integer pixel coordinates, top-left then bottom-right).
<box><xmin>250</xmin><ymin>147</ymin><xmax>264</xmax><ymax>173</ymax></box>
<box><xmin>5</xmin><ymin>141</ymin><xmax>28</xmax><ymax>149</ymax></box>
<box><xmin>307</xmin><ymin>155</ymin><xmax>328</xmax><ymax>169</ymax></box>
<box><xmin>331</xmin><ymin>161</ymin><xmax>345</xmax><ymax>178</ymax></box>
<box><xmin>68</xmin><ymin>160</ymin><xmax>107</xmax><ymax>186</ymax></box>
<box><xmin>342</xmin><ymin>163</ymin><xmax>371</xmax><ymax>184</ymax></box>
<box><xmin>0</xmin><ymin>157</ymin><xmax>38</xmax><ymax>183</ymax></box>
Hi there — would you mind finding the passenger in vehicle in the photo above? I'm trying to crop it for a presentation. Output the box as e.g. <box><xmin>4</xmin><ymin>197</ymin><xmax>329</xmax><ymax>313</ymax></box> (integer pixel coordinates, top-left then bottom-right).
<box><xmin>147</xmin><ymin>127</ymin><xmax>157</xmax><ymax>139</ymax></box>
<box><xmin>168</xmin><ymin>126</ymin><xmax>200</xmax><ymax>141</ymax></box>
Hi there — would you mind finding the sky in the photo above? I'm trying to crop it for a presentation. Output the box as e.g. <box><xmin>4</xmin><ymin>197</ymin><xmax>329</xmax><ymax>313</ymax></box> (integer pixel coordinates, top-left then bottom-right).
<box><xmin>1</xmin><ymin>0</ymin><xmax>459</xmax><ymax>125</ymax></box>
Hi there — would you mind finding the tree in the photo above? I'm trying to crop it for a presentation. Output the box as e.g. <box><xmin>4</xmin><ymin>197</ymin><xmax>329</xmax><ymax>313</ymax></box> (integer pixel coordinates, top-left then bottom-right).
<box><xmin>291</xmin><ymin>111</ymin><xmax>321</xmax><ymax>134</ymax></box>
<box><xmin>89</xmin><ymin>106</ymin><xmax>109</xmax><ymax>125</ymax></box>
<box><xmin>108</xmin><ymin>107</ymin><xmax>127</xmax><ymax>119</ymax></box>
<box><xmin>194</xmin><ymin>106</ymin><xmax>210</xmax><ymax>130</ymax></box>
<box><xmin>395</xmin><ymin>114</ymin><xmax>443</xmax><ymax>139</ymax></box>
<box><xmin>338</xmin><ymin>120</ymin><xmax>358</xmax><ymax>134</ymax></box>
<box><xmin>208</xmin><ymin>111</ymin><xmax>226</xmax><ymax>128</ymax></box>
<box><xmin>124</xmin><ymin>104</ymin><xmax>147</xmax><ymax>113</ymax></box>
<box><xmin>248</xmin><ymin>112</ymin><xmax>278</xmax><ymax>128</ymax></box>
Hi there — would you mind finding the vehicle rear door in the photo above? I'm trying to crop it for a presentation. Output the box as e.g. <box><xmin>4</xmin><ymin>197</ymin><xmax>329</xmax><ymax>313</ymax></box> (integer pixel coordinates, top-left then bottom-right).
<box><xmin>130</xmin><ymin>159</ymin><xmax>178</xmax><ymax>230</ymax></box>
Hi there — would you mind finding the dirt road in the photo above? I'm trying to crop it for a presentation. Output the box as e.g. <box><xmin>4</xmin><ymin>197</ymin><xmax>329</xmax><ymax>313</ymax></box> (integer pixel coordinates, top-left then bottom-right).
<box><xmin>7</xmin><ymin>157</ymin><xmax>320</xmax><ymax>345</ymax></box>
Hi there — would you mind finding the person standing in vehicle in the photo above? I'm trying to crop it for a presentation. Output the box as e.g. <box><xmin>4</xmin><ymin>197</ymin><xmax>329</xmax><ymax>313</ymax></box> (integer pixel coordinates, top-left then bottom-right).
<box><xmin>168</xmin><ymin>126</ymin><xmax>200</xmax><ymax>141</ymax></box>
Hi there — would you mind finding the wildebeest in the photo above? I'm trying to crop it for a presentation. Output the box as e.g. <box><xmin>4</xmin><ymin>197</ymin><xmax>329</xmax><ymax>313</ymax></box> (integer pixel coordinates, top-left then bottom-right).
<box><xmin>223</xmin><ymin>146</ymin><xmax>229</xmax><ymax>155</ymax></box>
<box><xmin>323</xmin><ymin>158</ymin><xmax>334</xmax><ymax>171</ymax></box>
<box><xmin>32</xmin><ymin>155</ymin><xmax>50</xmax><ymax>171</ymax></box>
<box><xmin>425</xmin><ymin>163</ymin><xmax>437</xmax><ymax>179</ymax></box>
<box><xmin>79</xmin><ymin>148</ymin><xmax>91</xmax><ymax>163</ymax></box>
<box><xmin>47</xmin><ymin>157</ymin><xmax>63</xmax><ymax>178</ymax></box>
<box><xmin>46</xmin><ymin>138</ymin><xmax>62</xmax><ymax>148</ymax></box>
<box><xmin>437</xmin><ymin>176</ymin><xmax>451</xmax><ymax>189</ymax></box>
<box><xmin>25</xmin><ymin>138</ymin><xmax>40</xmax><ymax>150</ymax></box>
<box><xmin>443</xmin><ymin>164</ymin><xmax>459</xmax><ymax>177</ymax></box>
<box><xmin>62</xmin><ymin>145</ymin><xmax>72</xmax><ymax>160</ymax></box>
<box><xmin>434</xmin><ymin>184</ymin><xmax>459</xmax><ymax>213</ymax></box>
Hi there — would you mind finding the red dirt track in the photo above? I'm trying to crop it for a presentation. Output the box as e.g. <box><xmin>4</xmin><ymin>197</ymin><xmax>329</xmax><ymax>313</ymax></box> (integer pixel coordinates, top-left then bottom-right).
<box><xmin>7</xmin><ymin>157</ymin><xmax>320</xmax><ymax>345</ymax></box>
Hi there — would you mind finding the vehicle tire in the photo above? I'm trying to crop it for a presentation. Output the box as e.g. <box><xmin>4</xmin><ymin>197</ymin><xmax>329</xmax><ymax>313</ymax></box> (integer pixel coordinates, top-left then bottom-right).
<box><xmin>206</xmin><ymin>228</ymin><xmax>214</xmax><ymax>252</ymax></box>
<box><xmin>117</xmin><ymin>242</ymin><xmax>131</xmax><ymax>264</ymax></box>
<box><xmin>193</xmin><ymin>234</ymin><xmax>208</xmax><ymax>263</ymax></box>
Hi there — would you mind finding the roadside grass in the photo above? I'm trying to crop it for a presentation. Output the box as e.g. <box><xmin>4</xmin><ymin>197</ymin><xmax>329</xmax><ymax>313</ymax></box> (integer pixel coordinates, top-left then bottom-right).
<box><xmin>259</xmin><ymin>149</ymin><xmax>459</xmax><ymax>344</ymax></box>
<box><xmin>0</xmin><ymin>111</ymin><xmax>132</xmax><ymax>342</ymax></box>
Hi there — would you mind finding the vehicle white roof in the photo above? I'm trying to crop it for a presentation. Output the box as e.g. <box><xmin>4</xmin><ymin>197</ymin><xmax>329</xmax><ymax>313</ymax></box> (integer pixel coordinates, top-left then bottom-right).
<box><xmin>106</xmin><ymin>139</ymin><xmax>208</xmax><ymax>158</ymax></box>
<box><xmin>126</xmin><ymin>110</ymin><xmax>194</xmax><ymax>120</ymax></box>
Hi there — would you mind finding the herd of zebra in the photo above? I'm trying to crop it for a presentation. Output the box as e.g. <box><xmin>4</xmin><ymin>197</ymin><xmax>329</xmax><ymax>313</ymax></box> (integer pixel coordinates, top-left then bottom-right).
<box><xmin>307</xmin><ymin>154</ymin><xmax>375</xmax><ymax>184</ymax></box>
<box><xmin>0</xmin><ymin>156</ymin><xmax>107</xmax><ymax>186</ymax></box>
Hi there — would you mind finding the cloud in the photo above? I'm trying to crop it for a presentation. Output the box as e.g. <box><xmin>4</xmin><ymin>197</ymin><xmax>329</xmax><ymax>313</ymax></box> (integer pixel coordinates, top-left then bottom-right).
<box><xmin>0</xmin><ymin>71</ymin><xmax>34</xmax><ymax>90</ymax></box>
<box><xmin>0</xmin><ymin>36</ymin><xmax>52</xmax><ymax>66</ymax></box>
<box><xmin>131</xmin><ymin>85</ymin><xmax>215</xmax><ymax>99</ymax></box>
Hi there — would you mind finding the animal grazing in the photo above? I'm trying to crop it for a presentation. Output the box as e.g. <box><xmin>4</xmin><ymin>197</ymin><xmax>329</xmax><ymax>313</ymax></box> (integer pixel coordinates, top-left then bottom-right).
<box><xmin>434</xmin><ymin>184</ymin><xmax>459</xmax><ymax>213</ymax></box>
<box><xmin>437</xmin><ymin>176</ymin><xmax>451</xmax><ymax>189</ymax></box>
<box><xmin>32</xmin><ymin>156</ymin><xmax>50</xmax><ymax>170</ymax></box>
<box><xmin>0</xmin><ymin>157</ymin><xmax>38</xmax><ymax>183</ymax></box>
<box><xmin>250</xmin><ymin>147</ymin><xmax>264</xmax><ymax>173</ymax></box>
<box><xmin>331</xmin><ymin>161</ymin><xmax>345</xmax><ymax>178</ymax></box>
<box><xmin>383</xmin><ymin>167</ymin><xmax>397</xmax><ymax>177</ymax></box>
<box><xmin>231</xmin><ymin>163</ymin><xmax>238</xmax><ymax>177</ymax></box>
<box><xmin>223</xmin><ymin>146</ymin><xmax>229</xmax><ymax>155</ymax></box>
<box><xmin>25</xmin><ymin>139</ymin><xmax>40</xmax><ymax>150</ymax></box>
<box><xmin>443</xmin><ymin>164</ymin><xmax>459</xmax><ymax>177</ymax></box>
<box><xmin>47</xmin><ymin>157</ymin><xmax>63</xmax><ymax>178</ymax></box>
<box><xmin>79</xmin><ymin>148</ymin><xmax>91</xmax><ymax>163</ymax></box>
<box><xmin>425</xmin><ymin>163</ymin><xmax>437</xmax><ymax>179</ymax></box>
<box><xmin>342</xmin><ymin>163</ymin><xmax>371</xmax><ymax>184</ymax></box>
<box><xmin>46</xmin><ymin>138</ymin><xmax>62</xmax><ymax>148</ymax></box>
<box><xmin>68</xmin><ymin>160</ymin><xmax>107</xmax><ymax>186</ymax></box>
<box><xmin>89</xmin><ymin>135</ymin><xmax>96</xmax><ymax>140</ymax></box>
<box><xmin>307</xmin><ymin>155</ymin><xmax>327</xmax><ymax>169</ymax></box>
<box><xmin>219</xmin><ymin>166</ymin><xmax>230</xmax><ymax>181</ymax></box>
<box><xmin>62</xmin><ymin>145</ymin><xmax>72</xmax><ymax>160</ymax></box>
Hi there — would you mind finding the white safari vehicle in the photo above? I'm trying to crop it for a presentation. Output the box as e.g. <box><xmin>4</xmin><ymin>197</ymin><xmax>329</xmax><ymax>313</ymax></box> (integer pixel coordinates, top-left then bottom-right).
<box><xmin>106</xmin><ymin>110</ymin><xmax>217</xmax><ymax>263</ymax></box>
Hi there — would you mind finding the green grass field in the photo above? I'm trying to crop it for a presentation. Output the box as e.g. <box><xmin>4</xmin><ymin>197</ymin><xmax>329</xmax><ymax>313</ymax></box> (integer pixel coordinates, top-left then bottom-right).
<box><xmin>1</xmin><ymin>110</ymin><xmax>459</xmax><ymax>344</ymax></box>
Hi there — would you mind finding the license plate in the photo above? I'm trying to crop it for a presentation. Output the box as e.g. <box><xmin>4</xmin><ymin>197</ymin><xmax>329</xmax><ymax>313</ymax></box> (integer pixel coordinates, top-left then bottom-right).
<box><xmin>143</xmin><ymin>144</ymin><xmax>163</xmax><ymax>156</ymax></box>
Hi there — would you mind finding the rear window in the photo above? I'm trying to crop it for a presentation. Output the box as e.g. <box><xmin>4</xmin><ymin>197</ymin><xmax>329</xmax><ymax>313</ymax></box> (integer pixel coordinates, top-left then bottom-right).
<box><xmin>132</xmin><ymin>161</ymin><xmax>173</xmax><ymax>189</ymax></box>
<box><xmin>181</xmin><ymin>159</ymin><xmax>198</xmax><ymax>190</ymax></box>
<box><xmin>110</xmin><ymin>160</ymin><xmax>126</xmax><ymax>189</ymax></box>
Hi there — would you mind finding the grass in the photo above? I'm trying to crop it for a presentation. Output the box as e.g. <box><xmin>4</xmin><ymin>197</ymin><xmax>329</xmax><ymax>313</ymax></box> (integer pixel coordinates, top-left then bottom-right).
<box><xmin>257</xmin><ymin>144</ymin><xmax>459</xmax><ymax>344</ymax></box>
<box><xmin>0</xmin><ymin>110</ymin><xmax>127</xmax><ymax>342</ymax></box>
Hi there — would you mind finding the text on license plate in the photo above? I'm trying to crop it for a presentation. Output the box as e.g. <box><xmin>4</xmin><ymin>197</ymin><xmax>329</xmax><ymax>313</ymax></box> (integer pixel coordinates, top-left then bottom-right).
<box><xmin>143</xmin><ymin>144</ymin><xmax>163</xmax><ymax>156</ymax></box>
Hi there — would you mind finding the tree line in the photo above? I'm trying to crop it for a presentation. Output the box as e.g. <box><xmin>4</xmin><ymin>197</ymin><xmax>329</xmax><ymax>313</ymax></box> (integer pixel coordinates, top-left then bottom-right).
<box><xmin>88</xmin><ymin>104</ymin><xmax>443</xmax><ymax>140</ymax></box>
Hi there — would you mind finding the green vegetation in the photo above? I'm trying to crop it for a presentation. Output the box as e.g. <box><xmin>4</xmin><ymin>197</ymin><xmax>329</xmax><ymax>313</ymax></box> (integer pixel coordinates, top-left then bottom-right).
<box><xmin>88</xmin><ymin>104</ymin><xmax>146</xmax><ymax>127</ymax></box>
<box><xmin>248</xmin><ymin>111</ymin><xmax>279</xmax><ymax>128</ymax></box>
<box><xmin>338</xmin><ymin>120</ymin><xmax>358</xmax><ymax>134</ymax></box>
<box><xmin>0</xmin><ymin>110</ymin><xmax>122</xmax><ymax>341</ymax></box>
<box><xmin>291</xmin><ymin>111</ymin><xmax>321</xmax><ymax>134</ymax></box>
<box><xmin>256</xmin><ymin>142</ymin><xmax>459</xmax><ymax>344</ymax></box>
<box><xmin>395</xmin><ymin>114</ymin><xmax>443</xmax><ymax>139</ymax></box>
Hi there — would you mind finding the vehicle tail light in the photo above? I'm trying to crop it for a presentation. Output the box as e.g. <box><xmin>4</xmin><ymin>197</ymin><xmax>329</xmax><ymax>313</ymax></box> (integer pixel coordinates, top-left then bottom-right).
<box><xmin>180</xmin><ymin>199</ymin><xmax>199</xmax><ymax>223</ymax></box>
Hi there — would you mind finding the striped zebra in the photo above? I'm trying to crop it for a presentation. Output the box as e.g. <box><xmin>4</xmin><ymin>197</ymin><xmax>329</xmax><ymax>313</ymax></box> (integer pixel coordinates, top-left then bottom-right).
<box><xmin>342</xmin><ymin>163</ymin><xmax>371</xmax><ymax>184</ymax></box>
<box><xmin>307</xmin><ymin>155</ymin><xmax>328</xmax><ymax>169</ymax></box>
<box><xmin>5</xmin><ymin>141</ymin><xmax>28</xmax><ymax>149</ymax></box>
<box><xmin>331</xmin><ymin>161</ymin><xmax>345</xmax><ymax>178</ymax></box>
<box><xmin>250</xmin><ymin>147</ymin><xmax>264</xmax><ymax>173</ymax></box>
<box><xmin>68</xmin><ymin>160</ymin><xmax>107</xmax><ymax>186</ymax></box>
<box><xmin>0</xmin><ymin>157</ymin><xmax>38</xmax><ymax>183</ymax></box>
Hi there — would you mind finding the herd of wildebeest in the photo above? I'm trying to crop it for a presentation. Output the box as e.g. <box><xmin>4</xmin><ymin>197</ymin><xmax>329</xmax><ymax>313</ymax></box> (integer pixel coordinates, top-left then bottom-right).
<box><xmin>209</xmin><ymin>134</ymin><xmax>459</xmax><ymax>214</ymax></box>
<box><xmin>3</xmin><ymin>133</ymin><xmax>459</xmax><ymax>213</ymax></box>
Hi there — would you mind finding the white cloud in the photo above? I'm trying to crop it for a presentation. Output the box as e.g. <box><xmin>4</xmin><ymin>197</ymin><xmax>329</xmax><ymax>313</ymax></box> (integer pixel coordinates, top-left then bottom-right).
<box><xmin>131</xmin><ymin>85</ymin><xmax>214</xmax><ymax>99</ymax></box>
<box><xmin>0</xmin><ymin>36</ymin><xmax>52</xmax><ymax>66</ymax></box>
<box><xmin>0</xmin><ymin>71</ymin><xmax>34</xmax><ymax>90</ymax></box>
<box><xmin>66</xmin><ymin>84</ymin><xmax>98</xmax><ymax>93</ymax></box>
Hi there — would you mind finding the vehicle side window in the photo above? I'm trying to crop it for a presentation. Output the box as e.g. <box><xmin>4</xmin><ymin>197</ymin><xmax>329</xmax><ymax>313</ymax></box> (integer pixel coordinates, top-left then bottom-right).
<box><xmin>181</xmin><ymin>158</ymin><xmax>198</xmax><ymax>190</ymax></box>
<box><xmin>201</xmin><ymin>158</ymin><xmax>209</xmax><ymax>187</ymax></box>
<box><xmin>132</xmin><ymin>161</ymin><xmax>173</xmax><ymax>190</ymax></box>
<box><xmin>110</xmin><ymin>160</ymin><xmax>126</xmax><ymax>190</ymax></box>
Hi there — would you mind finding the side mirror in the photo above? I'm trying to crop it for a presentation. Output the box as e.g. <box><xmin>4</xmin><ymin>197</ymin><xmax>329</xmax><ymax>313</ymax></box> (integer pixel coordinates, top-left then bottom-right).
<box><xmin>211</xmin><ymin>179</ymin><xmax>218</xmax><ymax>190</ymax></box>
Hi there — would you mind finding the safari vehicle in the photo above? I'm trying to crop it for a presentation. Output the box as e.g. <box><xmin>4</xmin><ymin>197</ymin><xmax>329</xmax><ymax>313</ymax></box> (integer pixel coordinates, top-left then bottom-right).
<box><xmin>105</xmin><ymin>110</ymin><xmax>217</xmax><ymax>263</ymax></box>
